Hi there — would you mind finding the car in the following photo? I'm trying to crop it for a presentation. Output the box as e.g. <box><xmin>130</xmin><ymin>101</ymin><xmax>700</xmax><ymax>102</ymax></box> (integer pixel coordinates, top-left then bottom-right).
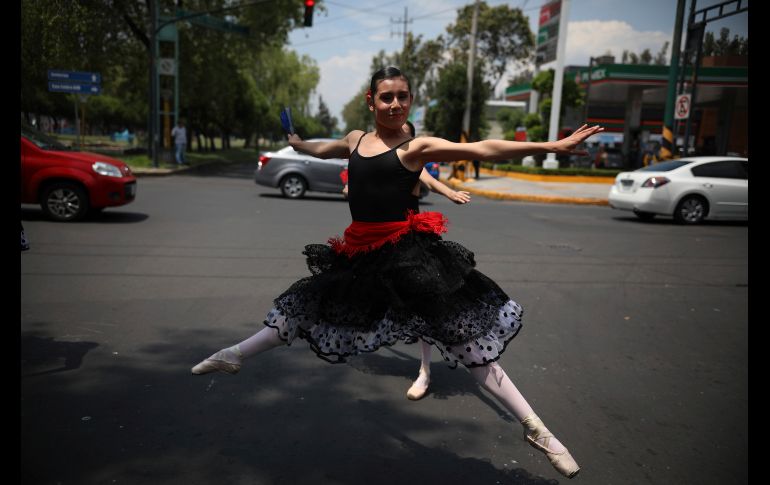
<box><xmin>255</xmin><ymin>139</ymin><xmax>348</xmax><ymax>198</ymax></box>
<box><xmin>21</xmin><ymin>125</ymin><xmax>138</xmax><ymax>221</ymax></box>
<box><xmin>608</xmin><ymin>156</ymin><xmax>748</xmax><ymax>224</ymax></box>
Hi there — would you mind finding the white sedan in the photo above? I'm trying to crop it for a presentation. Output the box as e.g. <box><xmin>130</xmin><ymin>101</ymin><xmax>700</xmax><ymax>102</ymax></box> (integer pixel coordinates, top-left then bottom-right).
<box><xmin>608</xmin><ymin>156</ymin><xmax>748</xmax><ymax>224</ymax></box>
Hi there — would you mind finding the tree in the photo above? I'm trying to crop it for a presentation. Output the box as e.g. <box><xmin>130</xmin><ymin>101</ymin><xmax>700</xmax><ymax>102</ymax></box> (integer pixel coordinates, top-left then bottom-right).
<box><xmin>639</xmin><ymin>49</ymin><xmax>653</xmax><ymax>65</ymax></box>
<box><xmin>21</xmin><ymin>0</ymin><xmax>142</xmax><ymax>129</ymax></box>
<box><xmin>342</xmin><ymin>85</ymin><xmax>373</xmax><ymax>133</ymax></box>
<box><xmin>497</xmin><ymin>108</ymin><xmax>526</xmax><ymax>141</ymax></box>
<box><xmin>445</xmin><ymin>1</ymin><xmax>534</xmax><ymax>91</ymax></box>
<box><xmin>507</xmin><ymin>69</ymin><xmax>534</xmax><ymax>88</ymax></box>
<box><xmin>702</xmin><ymin>28</ymin><xmax>748</xmax><ymax>57</ymax></box>
<box><xmin>366</xmin><ymin>33</ymin><xmax>444</xmax><ymax>103</ymax></box>
<box><xmin>424</xmin><ymin>61</ymin><xmax>490</xmax><ymax>141</ymax></box>
<box><xmin>530</xmin><ymin>69</ymin><xmax>582</xmax><ymax>134</ymax></box>
<box><xmin>21</xmin><ymin>0</ymin><xmax>320</xmax><ymax>152</ymax></box>
<box><xmin>316</xmin><ymin>96</ymin><xmax>338</xmax><ymax>137</ymax></box>
<box><xmin>654</xmin><ymin>42</ymin><xmax>669</xmax><ymax>65</ymax></box>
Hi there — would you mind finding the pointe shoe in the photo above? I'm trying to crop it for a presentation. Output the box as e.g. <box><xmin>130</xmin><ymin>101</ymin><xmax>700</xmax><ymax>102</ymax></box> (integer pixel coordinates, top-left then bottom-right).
<box><xmin>521</xmin><ymin>414</ymin><xmax>580</xmax><ymax>479</ymax></box>
<box><xmin>406</xmin><ymin>373</ymin><xmax>430</xmax><ymax>400</ymax></box>
<box><xmin>191</xmin><ymin>349</ymin><xmax>241</xmax><ymax>375</ymax></box>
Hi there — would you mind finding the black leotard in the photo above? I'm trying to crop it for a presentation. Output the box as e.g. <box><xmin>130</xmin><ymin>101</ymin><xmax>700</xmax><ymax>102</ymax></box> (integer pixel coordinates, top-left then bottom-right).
<box><xmin>347</xmin><ymin>133</ymin><xmax>419</xmax><ymax>222</ymax></box>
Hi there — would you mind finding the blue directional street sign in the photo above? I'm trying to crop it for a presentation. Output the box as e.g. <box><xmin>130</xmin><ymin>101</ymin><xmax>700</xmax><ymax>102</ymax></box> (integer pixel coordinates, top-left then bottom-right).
<box><xmin>48</xmin><ymin>70</ymin><xmax>101</xmax><ymax>84</ymax></box>
<box><xmin>48</xmin><ymin>82</ymin><xmax>102</xmax><ymax>95</ymax></box>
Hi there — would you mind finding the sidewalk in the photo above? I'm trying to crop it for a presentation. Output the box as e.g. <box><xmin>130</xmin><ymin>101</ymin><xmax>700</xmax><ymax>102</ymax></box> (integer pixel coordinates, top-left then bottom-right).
<box><xmin>442</xmin><ymin>167</ymin><xmax>613</xmax><ymax>206</ymax></box>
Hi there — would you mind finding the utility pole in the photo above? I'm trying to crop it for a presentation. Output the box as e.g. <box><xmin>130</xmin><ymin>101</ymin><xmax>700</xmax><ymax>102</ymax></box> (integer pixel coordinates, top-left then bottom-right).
<box><xmin>461</xmin><ymin>0</ymin><xmax>480</xmax><ymax>142</ymax></box>
<box><xmin>149</xmin><ymin>0</ymin><xmax>162</xmax><ymax>166</ymax></box>
<box><xmin>390</xmin><ymin>7</ymin><xmax>412</xmax><ymax>52</ymax></box>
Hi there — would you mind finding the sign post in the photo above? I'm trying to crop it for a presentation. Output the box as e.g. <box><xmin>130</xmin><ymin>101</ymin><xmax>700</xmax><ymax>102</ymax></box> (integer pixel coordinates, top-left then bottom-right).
<box><xmin>47</xmin><ymin>70</ymin><xmax>101</xmax><ymax>149</ymax></box>
<box><xmin>674</xmin><ymin>94</ymin><xmax>691</xmax><ymax>120</ymax></box>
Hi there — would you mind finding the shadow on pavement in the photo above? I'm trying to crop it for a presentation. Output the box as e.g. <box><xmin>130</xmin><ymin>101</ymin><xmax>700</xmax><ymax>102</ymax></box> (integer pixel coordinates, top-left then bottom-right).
<box><xmin>259</xmin><ymin>193</ymin><xmax>348</xmax><ymax>203</ymax></box>
<box><xmin>21</xmin><ymin>323</ymin><xmax>555</xmax><ymax>485</ymax></box>
<box><xmin>21</xmin><ymin>333</ymin><xmax>99</xmax><ymax>377</ymax></box>
<box><xmin>349</xmin><ymin>347</ymin><xmax>515</xmax><ymax>422</ymax></box>
<box><xmin>21</xmin><ymin>207</ymin><xmax>149</xmax><ymax>224</ymax></box>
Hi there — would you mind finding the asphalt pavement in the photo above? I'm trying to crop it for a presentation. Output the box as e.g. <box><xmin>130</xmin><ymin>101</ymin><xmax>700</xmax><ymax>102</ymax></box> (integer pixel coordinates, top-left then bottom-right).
<box><xmin>132</xmin><ymin>163</ymin><xmax>615</xmax><ymax>206</ymax></box>
<box><xmin>22</xmin><ymin>164</ymin><xmax>748</xmax><ymax>485</ymax></box>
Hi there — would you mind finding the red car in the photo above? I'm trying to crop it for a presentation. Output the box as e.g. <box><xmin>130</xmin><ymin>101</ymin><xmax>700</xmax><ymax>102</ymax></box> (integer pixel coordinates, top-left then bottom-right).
<box><xmin>21</xmin><ymin>126</ymin><xmax>137</xmax><ymax>221</ymax></box>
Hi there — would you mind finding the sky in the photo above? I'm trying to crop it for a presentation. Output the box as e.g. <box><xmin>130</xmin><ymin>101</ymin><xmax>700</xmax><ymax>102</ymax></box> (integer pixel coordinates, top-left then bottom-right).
<box><xmin>287</xmin><ymin>0</ymin><xmax>749</xmax><ymax>123</ymax></box>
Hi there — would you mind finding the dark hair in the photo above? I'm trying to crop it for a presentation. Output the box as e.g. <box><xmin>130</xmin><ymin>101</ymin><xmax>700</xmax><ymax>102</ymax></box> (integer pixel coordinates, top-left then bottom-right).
<box><xmin>369</xmin><ymin>66</ymin><xmax>412</xmax><ymax>97</ymax></box>
<box><xmin>405</xmin><ymin>120</ymin><xmax>415</xmax><ymax>137</ymax></box>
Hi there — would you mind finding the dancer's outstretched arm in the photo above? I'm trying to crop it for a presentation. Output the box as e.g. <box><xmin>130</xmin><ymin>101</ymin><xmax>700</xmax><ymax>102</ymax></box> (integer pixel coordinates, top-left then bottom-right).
<box><xmin>405</xmin><ymin>124</ymin><xmax>604</xmax><ymax>166</ymax></box>
<box><xmin>287</xmin><ymin>131</ymin><xmax>363</xmax><ymax>159</ymax></box>
<box><xmin>419</xmin><ymin>169</ymin><xmax>470</xmax><ymax>204</ymax></box>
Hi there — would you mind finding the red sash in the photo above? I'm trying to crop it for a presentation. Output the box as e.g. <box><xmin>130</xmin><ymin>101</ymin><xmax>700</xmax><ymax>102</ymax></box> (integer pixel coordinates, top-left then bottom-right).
<box><xmin>329</xmin><ymin>211</ymin><xmax>448</xmax><ymax>257</ymax></box>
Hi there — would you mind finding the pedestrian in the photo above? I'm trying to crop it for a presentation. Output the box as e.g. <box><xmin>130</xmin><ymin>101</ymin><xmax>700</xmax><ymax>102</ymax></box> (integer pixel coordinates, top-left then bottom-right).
<box><xmin>192</xmin><ymin>66</ymin><xmax>602</xmax><ymax>479</ymax></box>
<box><xmin>594</xmin><ymin>144</ymin><xmax>607</xmax><ymax>169</ymax></box>
<box><xmin>171</xmin><ymin>119</ymin><xmax>187</xmax><ymax>165</ymax></box>
<box><xmin>472</xmin><ymin>159</ymin><xmax>480</xmax><ymax>179</ymax></box>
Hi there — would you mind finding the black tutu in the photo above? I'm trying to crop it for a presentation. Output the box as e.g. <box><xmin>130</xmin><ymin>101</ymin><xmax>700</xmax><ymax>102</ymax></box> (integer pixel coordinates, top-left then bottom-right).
<box><xmin>263</xmin><ymin>231</ymin><xmax>523</xmax><ymax>368</ymax></box>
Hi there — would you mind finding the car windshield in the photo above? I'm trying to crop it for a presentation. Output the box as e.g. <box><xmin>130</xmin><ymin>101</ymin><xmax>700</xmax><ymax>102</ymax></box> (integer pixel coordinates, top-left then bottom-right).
<box><xmin>637</xmin><ymin>160</ymin><xmax>692</xmax><ymax>172</ymax></box>
<box><xmin>21</xmin><ymin>125</ymin><xmax>73</xmax><ymax>151</ymax></box>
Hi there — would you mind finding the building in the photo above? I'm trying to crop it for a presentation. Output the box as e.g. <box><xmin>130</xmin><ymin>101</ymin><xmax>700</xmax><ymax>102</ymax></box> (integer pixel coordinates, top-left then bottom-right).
<box><xmin>505</xmin><ymin>57</ymin><xmax>748</xmax><ymax>167</ymax></box>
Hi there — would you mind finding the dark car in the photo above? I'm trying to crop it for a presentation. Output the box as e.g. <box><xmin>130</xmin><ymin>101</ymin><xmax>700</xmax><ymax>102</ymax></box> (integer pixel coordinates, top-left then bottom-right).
<box><xmin>21</xmin><ymin>125</ymin><xmax>137</xmax><ymax>221</ymax></box>
<box><xmin>255</xmin><ymin>139</ymin><xmax>347</xmax><ymax>198</ymax></box>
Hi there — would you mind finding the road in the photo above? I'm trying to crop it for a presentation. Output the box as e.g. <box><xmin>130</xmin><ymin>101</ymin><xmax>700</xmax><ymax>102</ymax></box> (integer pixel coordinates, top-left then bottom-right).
<box><xmin>21</xmin><ymin>163</ymin><xmax>748</xmax><ymax>484</ymax></box>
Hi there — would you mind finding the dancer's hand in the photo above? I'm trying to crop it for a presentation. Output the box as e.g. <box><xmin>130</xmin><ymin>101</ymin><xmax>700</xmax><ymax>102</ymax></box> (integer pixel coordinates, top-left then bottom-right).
<box><xmin>551</xmin><ymin>124</ymin><xmax>604</xmax><ymax>155</ymax></box>
<box><xmin>449</xmin><ymin>190</ymin><xmax>471</xmax><ymax>204</ymax></box>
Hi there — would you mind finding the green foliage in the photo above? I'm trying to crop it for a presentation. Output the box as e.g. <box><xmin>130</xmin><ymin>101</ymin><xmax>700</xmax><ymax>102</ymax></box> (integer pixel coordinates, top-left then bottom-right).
<box><xmin>21</xmin><ymin>0</ymin><xmax>318</xmax><ymax>150</ymax></box>
<box><xmin>497</xmin><ymin>108</ymin><xmax>526</xmax><ymax>140</ymax></box>
<box><xmin>482</xmin><ymin>162</ymin><xmax>622</xmax><ymax>177</ymax></box>
<box><xmin>342</xmin><ymin>85</ymin><xmax>373</xmax><ymax>133</ymax></box>
<box><xmin>531</xmin><ymin>69</ymin><xmax>583</xmax><ymax>123</ymax></box>
<box><xmin>702</xmin><ymin>28</ymin><xmax>748</xmax><ymax>57</ymax></box>
<box><xmin>446</xmin><ymin>1</ymin><xmax>534</xmax><ymax>90</ymax></box>
<box><xmin>315</xmin><ymin>96</ymin><xmax>338</xmax><ymax>137</ymax></box>
<box><xmin>424</xmin><ymin>61</ymin><xmax>490</xmax><ymax>141</ymax></box>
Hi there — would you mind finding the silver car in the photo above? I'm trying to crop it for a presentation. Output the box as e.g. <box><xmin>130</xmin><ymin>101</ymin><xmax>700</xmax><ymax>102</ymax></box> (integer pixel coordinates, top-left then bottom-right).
<box><xmin>255</xmin><ymin>139</ymin><xmax>347</xmax><ymax>198</ymax></box>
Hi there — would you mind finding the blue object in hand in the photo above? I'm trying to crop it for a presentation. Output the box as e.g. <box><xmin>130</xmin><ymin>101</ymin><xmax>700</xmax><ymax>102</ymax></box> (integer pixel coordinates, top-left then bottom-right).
<box><xmin>280</xmin><ymin>107</ymin><xmax>295</xmax><ymax>135</ymax></box>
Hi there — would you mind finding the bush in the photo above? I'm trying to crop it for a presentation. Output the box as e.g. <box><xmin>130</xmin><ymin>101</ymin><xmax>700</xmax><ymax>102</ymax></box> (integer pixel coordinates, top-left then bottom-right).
<box><xmin>481</xmin><ymin>162</ymin><xmax>621</xmax><ymax>177</ymax></box>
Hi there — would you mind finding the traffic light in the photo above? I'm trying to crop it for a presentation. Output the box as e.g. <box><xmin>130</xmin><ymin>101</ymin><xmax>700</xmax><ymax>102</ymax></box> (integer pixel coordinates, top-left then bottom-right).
<box><xmin>303</xmin><ymin>0</ymin><xmax>314</xmax><ymax>27</ymax></box>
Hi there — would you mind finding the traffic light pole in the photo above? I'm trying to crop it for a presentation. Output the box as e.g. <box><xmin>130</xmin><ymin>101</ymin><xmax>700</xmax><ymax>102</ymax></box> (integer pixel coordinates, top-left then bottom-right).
<box><xmin>148</xmin><ymin>0</ymin><xmax>299</xmax><ymax>168</ymax></box>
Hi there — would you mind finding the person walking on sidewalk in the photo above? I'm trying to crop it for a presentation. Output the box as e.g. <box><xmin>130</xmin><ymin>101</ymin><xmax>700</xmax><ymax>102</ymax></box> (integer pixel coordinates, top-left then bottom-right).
<box><xmin>192</xmin><ymin>66</ymin><xmax>602</xmax><ymax>479</ymax></box>
<box><xmin>171</xmin><ymin>119</ymin><xmax>187</xmax><ymax>165</ymax></box>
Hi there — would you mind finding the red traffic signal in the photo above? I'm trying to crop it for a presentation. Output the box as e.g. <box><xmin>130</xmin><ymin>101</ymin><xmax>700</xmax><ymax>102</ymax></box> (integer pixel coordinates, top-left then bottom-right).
<box><xmin>304</xmin><ymin>0</ymin><xmax>315</xmax><ymax>27</ymax></box>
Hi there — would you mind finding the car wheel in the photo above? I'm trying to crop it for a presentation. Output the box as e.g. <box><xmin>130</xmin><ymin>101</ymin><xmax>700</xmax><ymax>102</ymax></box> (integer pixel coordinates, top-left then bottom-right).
<box><xmin>674</xmin><ymin>195</ymin><xmax>708</xmax><ymax>224</ymax></box>
<box><xmin>634</xmin><ymin>211</ymin><xmax>656</xmax><ymax>221</ymax></box>
<box><xmin>41</xmin><ymin>182</ymin><xmax>89</xmax><ymax>222</ymax></box>
<box><xmin>280</xmin><ymin>174</ymin><xmax>307</xmax><ymax>198</ymax></box>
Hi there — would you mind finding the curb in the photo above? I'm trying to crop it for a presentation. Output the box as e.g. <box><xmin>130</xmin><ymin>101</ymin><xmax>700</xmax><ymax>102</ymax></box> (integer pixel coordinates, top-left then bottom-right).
<box><xmin>130</xmin><ymin>161</ymin><xmax>222</xmax><ymax>177</ymax></box>
<box><xmin>444</xmin><ymin>178</ymin><xmax>610</xmax><ymax>206</ymax></box>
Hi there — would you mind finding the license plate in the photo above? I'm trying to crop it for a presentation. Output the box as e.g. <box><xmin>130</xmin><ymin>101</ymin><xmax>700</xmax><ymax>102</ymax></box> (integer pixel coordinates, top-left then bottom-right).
<box><xmin>125</xmin><ymin>183</ymin><xmax>137</xmax><ymax>197</ymax></box>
